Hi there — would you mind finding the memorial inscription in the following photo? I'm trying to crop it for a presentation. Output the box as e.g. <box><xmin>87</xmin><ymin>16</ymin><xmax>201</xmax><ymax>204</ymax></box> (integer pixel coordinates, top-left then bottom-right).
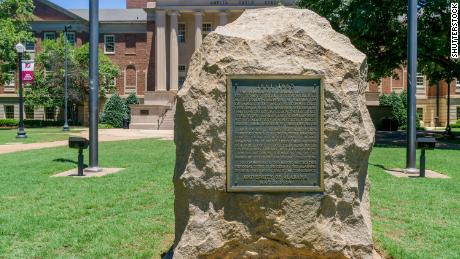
<box><xmin>226</xmin><ymin>77</ymin><xmax>324</xmax><ymax>192</ymax></box>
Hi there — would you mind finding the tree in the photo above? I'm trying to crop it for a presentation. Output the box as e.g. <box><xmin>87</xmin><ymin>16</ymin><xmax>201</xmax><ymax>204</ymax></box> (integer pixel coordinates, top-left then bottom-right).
<box><xmin>125</xmin><ymin>92</ymin><xmax>139</xmax><ymax>119</ymax></box>
<box><xmin>101</xmin><ymin>93</ymin><xmax>128</xmax><ymax>128</ymax></box>
<box><xmin>0</xmin><ymin>0</ymin><xmax>34</xmax><ymax>84</ymax></box>
<box><xmin>296</xmin><ymin>1</ymin><xmax>460</xmax><ymax>83</ymax></box>
<box><xmin>26</xmin><ymin>34</ymin><xmax>120</xmax><ymax>110</ymax></box>
<box><xmin>379</xmin><ymin>90</ymin><xmax>421</xmax><ymax>129</ymax></box>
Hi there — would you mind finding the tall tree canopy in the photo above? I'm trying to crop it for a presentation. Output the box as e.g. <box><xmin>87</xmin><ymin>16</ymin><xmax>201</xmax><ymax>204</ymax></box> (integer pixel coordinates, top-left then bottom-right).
<box><xmin>0</xmin><ymin>0</ymin><xmax>34</xmax><ymax>84</ymax></box>
<box><xmin>297</xmin><ymin>0</ymin><xmax>460</xmax><ymax>83</ymax></box>
<box><xmin>26</xmin><ymin>34</ymin><xmax>120</xmax><ymax>108</ymax></box>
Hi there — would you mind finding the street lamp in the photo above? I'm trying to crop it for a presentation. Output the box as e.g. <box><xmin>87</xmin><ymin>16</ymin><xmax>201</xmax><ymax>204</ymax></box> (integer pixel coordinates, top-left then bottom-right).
<box><xmin>63</xmin><ymin>25</ymin><xmax>72</xmax><ymax>131</ymax></box>
<box><xmin>15</xmin><ymin>43</ymin><xmax>27</xmax><ymax>139</ymax></box>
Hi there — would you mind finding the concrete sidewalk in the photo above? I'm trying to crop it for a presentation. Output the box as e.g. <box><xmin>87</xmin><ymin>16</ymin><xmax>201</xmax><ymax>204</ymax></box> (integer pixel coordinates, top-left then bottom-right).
<box><xmin>0</xmin><ymin>129</ymin><xmax>173</xmax><ymax>155</ymax></box>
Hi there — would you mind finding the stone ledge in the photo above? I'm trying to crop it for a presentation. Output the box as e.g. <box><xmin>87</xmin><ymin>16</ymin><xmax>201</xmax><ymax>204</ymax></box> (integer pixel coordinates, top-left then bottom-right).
<box><xmin>51</xmin><ymin>168</ymin><xmax>124</xmax><ymax>178</ymax></box>
<box><xmin>384</xmin><ymin>168</ymin><xmax>450</xmax><ymax>179</ymax></box>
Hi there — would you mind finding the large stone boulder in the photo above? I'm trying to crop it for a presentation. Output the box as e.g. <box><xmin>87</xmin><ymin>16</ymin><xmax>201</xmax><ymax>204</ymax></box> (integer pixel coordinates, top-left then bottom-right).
<box><xmin>173</xmin><ymin>6</ymin><xmax>376</xmax><ymax>259</ymax></box>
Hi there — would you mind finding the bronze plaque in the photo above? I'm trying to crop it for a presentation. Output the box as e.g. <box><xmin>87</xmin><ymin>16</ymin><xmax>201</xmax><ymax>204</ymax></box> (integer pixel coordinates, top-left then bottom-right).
<box><xmin>226</xmin><ymin>77</ymin><xmax>324</xmax><ymax>192</ymax></box>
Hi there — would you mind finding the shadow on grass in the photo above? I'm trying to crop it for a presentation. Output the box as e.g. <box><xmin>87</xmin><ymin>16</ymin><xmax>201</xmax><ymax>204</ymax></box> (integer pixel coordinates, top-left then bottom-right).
<box><xmin>53</xmin><ymin>158</ymin><xmax>88</xmax><ymax>168</ymax></box>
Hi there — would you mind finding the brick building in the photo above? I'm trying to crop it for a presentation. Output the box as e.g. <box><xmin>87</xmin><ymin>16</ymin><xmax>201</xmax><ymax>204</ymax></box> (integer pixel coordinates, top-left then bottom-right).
<box><xmin>366</xmin><ymin>66</ymin><xmax>460</xmax><ymax>128</ymax></box>
<box><xmin>1</xmin><ymin>0</ymin><xmax>458</xmax><ymax>129</ymax></box>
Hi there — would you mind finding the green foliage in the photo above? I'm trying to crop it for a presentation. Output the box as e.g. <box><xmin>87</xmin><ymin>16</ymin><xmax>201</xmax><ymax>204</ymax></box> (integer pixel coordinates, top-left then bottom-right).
<box><xmin>379</xmin><ymin>91</ymin><xmax>422</xmax><ymax>130</ymax></box>
<box><xmin>98</xmin><ymin>123</ymin><xmax>114</xmax><ymax>129</ymax></box>
<box><xmin>0</xmin><ymin>119</ymin><xmax>19</xmax><ymax>127</ymax></box>
<box><xmin>0</xmin><ymin>0</ymin><xmax>34</xmax><ymax>84</ymax></box>
<box><xmin>125</xmin><ymin>92</ymin><xmax>140</xmax><ymax>119</ymax></box>
<box><xmin>101</xmin><ymin>93</ymin><xmax>129</xmax><ymax>128</ymax></box>
<box><xmin>0</xmin><ymin>119</ymin><xmax>81</xmax><ymax>128</ymax></box>
<box><xmin>26</xmin><ymin>35</ymin><xmax>119</xmax><ymax>108</ymax></box>
<box><xmin>296</xmin><ymin>0</ymin><xmax>460</xmax><ymax>83</ymax></box>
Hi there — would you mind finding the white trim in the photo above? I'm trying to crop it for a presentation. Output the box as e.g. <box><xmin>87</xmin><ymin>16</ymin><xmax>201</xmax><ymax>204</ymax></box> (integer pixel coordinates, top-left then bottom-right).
<box><xmin>104</xmin><ymin>34</ymin><xmax>115</xmax><ymax>54</ymax></box>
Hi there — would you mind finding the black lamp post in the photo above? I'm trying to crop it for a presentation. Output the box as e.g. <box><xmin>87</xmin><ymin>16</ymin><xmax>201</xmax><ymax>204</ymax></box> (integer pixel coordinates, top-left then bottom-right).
<box><xmin>15</xmin><ymin>43</ymin><xmax>27</xmax><ymax>139</ymax></box>
<box><xmin>63</xmin><ymin>25</ymin><xmax>72</xmax><ymax>131</ymax></box>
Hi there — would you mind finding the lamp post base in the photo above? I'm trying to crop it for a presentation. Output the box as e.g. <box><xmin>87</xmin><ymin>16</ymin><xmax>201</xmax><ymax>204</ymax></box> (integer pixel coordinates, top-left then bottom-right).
<box><xmin>403</xmin><ymin>167</ymin><xmax>419</xmax><ymax>174</ymax></box>
<box><xmin>16</xmin><ymin>131</ymin><xmax>27</xmax><ymax>139</ymax></box>
<box><xmin>84</xmin><ymin>167</ymin><xmax>102</xmax><ymax>173</ymax></box>
<box><xmin>63</xmin><ymin>124</ymin><xmax>70</xmax><ymax>131</ymax></box>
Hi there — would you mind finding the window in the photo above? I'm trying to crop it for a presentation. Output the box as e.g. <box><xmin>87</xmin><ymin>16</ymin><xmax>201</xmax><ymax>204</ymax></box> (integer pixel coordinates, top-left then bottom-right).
<box><xmin>202</xmin><ymin>23</ymin><xmax>212</xmax><ymax>39</ymax></box>
<box><xmin>25</xmin><ymin>41</ymin><xmax>35</xmax><ymax>52</ymax></box>
<box><xmin>178</xmin><ymin>23</ymin><xmax>186</xmax><ymax>43</ymax></box>
<box><xmin>457</xmin><ymin>107</ymin><xmax>460</xmax><ymax>120</ymax></box>
<box><xmin>179</xmin><ymin>65</ymin><xmax>187</xmax><ymax>73</ymax></box>
<box><xmin>66</xmin><ymin>32</ymin><xmax>76</xmax><ymax>46</ymax></box>
<box><xmin>45</xmin><ymin>107</ymin><xmax>55</xmax><ymax>120</ymax></box>
<box><xmin>4</xmin><ymin>72</ymin><xmax>15</xmax><ymax>87</ymax></box>
<box><xmin>104</xmin><ymin>35</ymin><xmax>115</xmax><ymax>54</ymax></box>
<box><xmin>25</xmin><ymin>106</ymin><xmax>34</xmax><ymax>120</ymax></box>
<box><xmin>125</xmin><ymin>65</ymin><xmax>137</xmax><ymax>93</ymax></box>
<box><xmin>109</xmin><ymin>77</ymin><xmax>116</xmax><ymax>88</ymax></box>
<box><xmin>126</xmin><ymin>36</ymin><xmax>136</xmax><ymax>54</ymax></box>
<box><xmin>417</xmin><ymin>107</ymin><xmax>424</xmax><ymax>121</ymax></box>
<box><xmin>456</xmin><ymin>79</ymin><xmax>460</xmax><ymax>93</ymax></box>
<box><xmin>4</xmin><ymin>105</ymin><xmax>14</xmax><ymax>119</ymax></box>
<box><xmin>44</xmin><ymin>32</ymin><xmax>56</xmax><ymax>40</ymax></box>
<box><xmin>416</xmin><ymin>73</ymin><xmax>425</xmax><ymax>94</ymax></box>
<box><xmin>179</xmin><ymin>76</ymin><xmax>186</xmax><ymax>88</ymax></box>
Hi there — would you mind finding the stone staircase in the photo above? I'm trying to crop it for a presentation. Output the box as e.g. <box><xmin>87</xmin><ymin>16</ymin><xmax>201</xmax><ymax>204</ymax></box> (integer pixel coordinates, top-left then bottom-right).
<box><xmin>158</xmin><ymin>104</ymin><xmax>175</xmax><ymax>130</ymax></box>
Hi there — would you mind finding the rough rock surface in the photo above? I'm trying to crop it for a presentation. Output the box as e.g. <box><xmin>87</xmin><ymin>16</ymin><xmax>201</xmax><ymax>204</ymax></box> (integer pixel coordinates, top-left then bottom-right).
<box><xmin>173</xmin><ymin>7</ymin><xmax>375</xmax><ymax>259</ymax></box>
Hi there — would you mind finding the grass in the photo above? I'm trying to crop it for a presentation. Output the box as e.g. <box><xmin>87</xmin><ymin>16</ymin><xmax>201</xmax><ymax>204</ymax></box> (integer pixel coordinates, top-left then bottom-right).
<box><xmin>1</xmin><ymin>137</ymin><xmax>459</xmax><ymax>258</ymax></box>
<box><xmin>0</xmin><ymin>139</ymin><xmax>175</xmax><ymax>258</ymax></box>
<box><xmin>369</xmin><ymin>147</ymin><xmax>460</xmax><ymax>259</ymax></box>
<box><xmin>0</xmin><ymin>127</ymin><xmax>85</xmax><ymax>145</ymax></box>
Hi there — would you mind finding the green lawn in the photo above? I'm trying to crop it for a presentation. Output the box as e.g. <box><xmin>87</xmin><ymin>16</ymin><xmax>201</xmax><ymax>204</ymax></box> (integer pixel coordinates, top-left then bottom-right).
<box><xmin>0</xmin><ymin>127</ymin><xmax>85</xmax><ymax>145</ymax></box>
<box><xmin>370</xmin><ymin>147</ymin><xmax>460</xmax><ymax>259</ymax></box>
<box><xmin>0</xmin><ymin>139</ymin><xmax>459</xmax><ymax>258</ymax></box>
<box><xmin>0</xmin><ymin>139</ymin><xmax>175</xmax><ymax>258</ymax></box>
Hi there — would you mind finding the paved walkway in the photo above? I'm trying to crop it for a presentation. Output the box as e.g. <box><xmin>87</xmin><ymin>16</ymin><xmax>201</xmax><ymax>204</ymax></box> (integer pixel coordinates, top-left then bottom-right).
<box><xmin>0</xmin><ymin>129</ymin><xmax>174</xmax><ymax>155</ymax></box>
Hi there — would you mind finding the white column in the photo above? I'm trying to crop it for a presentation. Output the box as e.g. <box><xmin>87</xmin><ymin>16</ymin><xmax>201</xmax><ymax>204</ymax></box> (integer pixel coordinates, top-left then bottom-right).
<box><xmin>169</xmin><ymin>11</ymin><xmax>179</xmax><ymax>91</ymax></box>
<box><xmin>155</xmin><ymin>10</ymin><xmax>167</xmax><ymax>91</ymax></box>
<box><xmin>219</xmin><ymin>11</ymin><xmax>228</xmax><ymax>26</ymax></box>
<box><xmin>194</xmin><ymin>11</ymin><xmax>203</xmax><ymax>50</ymax></box>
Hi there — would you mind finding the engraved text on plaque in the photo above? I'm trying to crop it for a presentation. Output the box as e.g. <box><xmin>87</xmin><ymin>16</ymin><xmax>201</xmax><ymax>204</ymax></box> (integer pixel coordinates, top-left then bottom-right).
<box><xmin>226</xmin><ymin>77</ymin><xmax>323</xmax><ymax>192</ymax></box>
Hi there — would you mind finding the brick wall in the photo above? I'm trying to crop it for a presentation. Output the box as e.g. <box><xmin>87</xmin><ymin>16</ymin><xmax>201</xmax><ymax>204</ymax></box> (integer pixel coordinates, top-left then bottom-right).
<box><xmin>33</xmin><ymin>0</ymin><xmax>74</xmax><ymax>21</ymax></box>
<box><xmin>99</xmin><ymin>31</ymin><xmax>154</xmax><ymax>96</ymax></box>
<box><xmin>127</xmin><ymin>0</ymin><xmax>148</xmax><ymax>8</ymax></box>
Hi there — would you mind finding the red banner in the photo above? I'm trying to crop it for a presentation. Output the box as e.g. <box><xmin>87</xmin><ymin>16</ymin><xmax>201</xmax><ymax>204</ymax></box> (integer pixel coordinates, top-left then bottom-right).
<box><xmin>22</xmin><ymin>61</ymin><xmax>34</xmax><ymax>83</ymax></box>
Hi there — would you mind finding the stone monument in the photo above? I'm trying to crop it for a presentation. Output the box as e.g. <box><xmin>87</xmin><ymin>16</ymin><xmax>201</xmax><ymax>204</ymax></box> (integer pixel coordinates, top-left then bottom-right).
<box><xmin>173</xmin><ymin>6</ymin><xmax>376</xmax><ymax>259</ymax></box>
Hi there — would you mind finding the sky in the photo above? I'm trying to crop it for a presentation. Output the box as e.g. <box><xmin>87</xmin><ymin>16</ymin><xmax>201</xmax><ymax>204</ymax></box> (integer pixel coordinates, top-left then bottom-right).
<box><xmin>49</xmin><ymin>0</ymin><xmax>126</xmax><ymax>9</ymax></box>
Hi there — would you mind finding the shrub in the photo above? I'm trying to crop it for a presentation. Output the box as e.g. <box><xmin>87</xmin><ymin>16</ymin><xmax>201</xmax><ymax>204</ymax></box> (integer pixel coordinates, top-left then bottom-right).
<box><xmin>0</xmin><ymin>119</ymin><xmax>19</xmax><ymax>127</ymax></box>
<box><xmin>379</xmin><ymin>90</ymin><xmax>420</xmax><ymax>130</ymax></box>
<box><xmin>101</xmin><ymin>93</ymin><xmax>128</xmax><ymax>128</ymax></box>
<box><xmin>125</xmin><ymin>92</ymin><xmax>140</xmax><ymax>119</ymax></box>
<box><xmin>98</xmin><ymin>123</ymin><xmax>114</xmax><ymax>129</ymax></box>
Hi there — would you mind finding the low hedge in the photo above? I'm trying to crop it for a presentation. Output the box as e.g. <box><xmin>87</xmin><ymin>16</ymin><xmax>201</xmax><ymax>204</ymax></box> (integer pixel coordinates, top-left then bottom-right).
<box><xmin>0</xmin><ymin>119</ymin><xmax>81</xmax><ymax>128</ymax></box>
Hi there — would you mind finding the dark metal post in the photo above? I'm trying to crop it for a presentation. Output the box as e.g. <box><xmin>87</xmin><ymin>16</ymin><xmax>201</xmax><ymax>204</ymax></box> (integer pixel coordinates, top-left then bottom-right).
<box><xmin>63</xmin><ymin>25</ymin><xmax>71</xmax><ymax>131</ymax></box>
<box><xmin>446</xmin><ymin>79</ymin><xmax>452</xmax><ymax>136</ymax></box>
<box><xmin>78</xmin><ymin>148</ymin><xmax>84</xmax><ymax>176</ymax></box>
<box><xmin>87</xmin><ymin>0</ymin><xmax>101</xmax><ymax>172</ymax></box>
<box><xmin>16</xmin><ymin>52</ymin><xmax>27</xmax><ymax>139</ymax></box>
<box><xmin>419</xmin><ymin>148</ymin><xmax>425</xmax><ymax>177</ymax></box>
<box><xmin>405</xmin><ymin>0</ymin><xmax>417</xmax><ymax>173</ymax></box>
<box><xmin>436</xmin><ymin>81</ymin><xmax>440</xmax><ymax>127</ymax></box>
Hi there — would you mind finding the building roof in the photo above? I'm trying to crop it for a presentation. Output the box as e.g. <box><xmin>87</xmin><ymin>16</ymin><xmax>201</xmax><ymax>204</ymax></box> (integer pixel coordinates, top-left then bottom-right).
<box><xmin>69</xmin><ymin>9</ymin><xmax>147</xmax><ymax>23</ymax></box>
